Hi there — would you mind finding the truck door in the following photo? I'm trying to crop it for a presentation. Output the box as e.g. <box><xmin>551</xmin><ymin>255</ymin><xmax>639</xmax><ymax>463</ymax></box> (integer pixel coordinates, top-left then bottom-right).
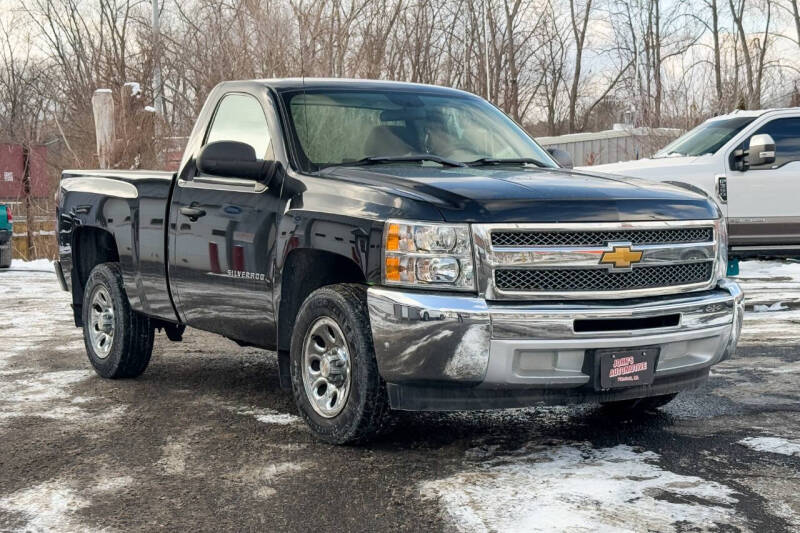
<box><xmin>169</xmin><ymin>92</ymin><xmax>282</xmax><ymax>346</ymax></box>
<box><xmin>727</xmin><ymin>116</ymin><xmax>800</xmax><ymax>255</ymax></box>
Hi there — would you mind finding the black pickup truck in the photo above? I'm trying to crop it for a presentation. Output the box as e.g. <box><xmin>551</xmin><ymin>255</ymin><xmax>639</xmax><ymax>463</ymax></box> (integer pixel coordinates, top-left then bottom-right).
<box><xmin>56</xmin><ymin>79</ymin><xmax>744</xmax><ymax>443</ymax></box>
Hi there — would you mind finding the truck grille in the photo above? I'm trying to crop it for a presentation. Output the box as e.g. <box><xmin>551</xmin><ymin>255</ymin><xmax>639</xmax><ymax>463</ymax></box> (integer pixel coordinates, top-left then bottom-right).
<box><xmin>473</xmin><ymin>221</ymin><xmax>720</xmax><ymax>300</ymax></box>
<box><xmin>491</xmin><ymin>228</ymin><xmax>714</xmax><ymax>248</ymax></box>
<box><xmin>495</xmin><ymin>262</ymin><xmax>714</xmax><ymax>292</ymax></box>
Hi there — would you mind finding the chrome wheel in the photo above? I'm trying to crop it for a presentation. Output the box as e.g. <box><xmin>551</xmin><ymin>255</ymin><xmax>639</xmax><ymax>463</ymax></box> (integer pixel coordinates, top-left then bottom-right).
<box><xmin>88</xmin><ymin>286</ymin><xmax>115</xmax><ymax>359</ymax></box>
<box><xmin>302</xmin><ymin>317</ymin><xmax>351</xmax><ymax>418</ymax></box>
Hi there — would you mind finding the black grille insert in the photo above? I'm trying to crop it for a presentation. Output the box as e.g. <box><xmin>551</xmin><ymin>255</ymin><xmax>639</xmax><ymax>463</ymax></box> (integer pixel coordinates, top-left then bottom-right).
<box><xmin>491</xmin><ymin>228</ymin><xmax>714</xmax><ymax>247</ymax></box>
<box><xmin>495</xmin><ymin>262</ymin><xmax>713</xmax><ymax>292</ymax></box>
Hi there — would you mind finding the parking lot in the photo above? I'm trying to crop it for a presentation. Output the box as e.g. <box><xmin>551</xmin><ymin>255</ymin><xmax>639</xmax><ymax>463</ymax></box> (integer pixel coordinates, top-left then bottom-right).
<box><xmin>1</xmin><ymin>260</ymin><xmax>799</xmax><ymax>532</ymax></box>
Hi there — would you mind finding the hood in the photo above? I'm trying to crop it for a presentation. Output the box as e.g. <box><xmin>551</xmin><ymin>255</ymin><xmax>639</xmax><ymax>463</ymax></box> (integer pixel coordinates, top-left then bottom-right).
<box><xmin>320</xmin><ymin>165</ymin><xmax>718</xmax><ymax>223</ymax></box>
<box><xmin>579</xmin><ymin>155</ymin><xmax>715</xmax><ymax>180</ymax></box>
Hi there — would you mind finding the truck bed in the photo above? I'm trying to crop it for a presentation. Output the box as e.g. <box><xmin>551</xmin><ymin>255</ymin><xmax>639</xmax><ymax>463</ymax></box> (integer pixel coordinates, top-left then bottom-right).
<box><xmin>58</xmin><ymin>168</ymin><xmax>178</xmax><ymax>323</ymax></box>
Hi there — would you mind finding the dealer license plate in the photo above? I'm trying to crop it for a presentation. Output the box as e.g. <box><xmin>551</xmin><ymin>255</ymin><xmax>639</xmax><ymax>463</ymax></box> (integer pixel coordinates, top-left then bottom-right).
<box><xmin>598</xmin><ymin>347</ymin><xmax>659</xmax><ymax>389</ymax></box>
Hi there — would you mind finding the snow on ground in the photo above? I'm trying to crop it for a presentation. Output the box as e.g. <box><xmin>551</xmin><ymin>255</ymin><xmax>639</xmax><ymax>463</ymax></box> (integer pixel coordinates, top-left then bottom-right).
<box><xmin>7</xmin><ymin>259</ymin><xmax>54</xmax><ymax>272</ymax></box>
<box><xmin>0</xmin><ymin>479</ymin><xmax>92</xmax><ymax>533</ymax></box>
<box><xmin>739</xmin><ymin>437</ymin><xmax>800</xmax><ymax>457</ymax></box>
<box><xmin>0</xmin><ymin>475</ymin><xmax>135</xmax><ymax>533</ymax></box>
<box><xmin>220</xmin><ymin>402</ymin><xmax>303</xmax><ymax>425</ymax></box>
<box><xmin>421</xmin><ymin>442</ymin><xmax>744</xmax><ymax>533</ymax></box>
<box><xmin>753</xmin><ymin>302</ymin><xmax>788</xmax><ymax>312</ymax></box>
<box><xmin>0</xmin><ymin>266</ymin><xmax>95</xmax><ymax>424</ymax></box>
<box><xmin>737</xmin><ymin>260</ymin><xmax>800</xmax><ymax>280</ymax></box>
<box><xmin>733</xmin><ymin>260</ymin><xmax>800</xmax><ymax>344</ymax></box>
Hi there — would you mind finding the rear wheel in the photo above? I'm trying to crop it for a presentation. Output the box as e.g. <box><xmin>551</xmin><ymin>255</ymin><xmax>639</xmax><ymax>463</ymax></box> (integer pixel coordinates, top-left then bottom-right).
<box><xmin>82</xmin><ymin>263</ymin><xmax>154</xmax><ymax>378</ymax></box>
<box><xmin>601</xmin><ymin>393</ymin><xmax>678</xmax><ymax>412</ymax></box>
<box><xmin>290</xmin><ymin>284</ymin><xmax>388</xmax><ymax>444</ymax></box>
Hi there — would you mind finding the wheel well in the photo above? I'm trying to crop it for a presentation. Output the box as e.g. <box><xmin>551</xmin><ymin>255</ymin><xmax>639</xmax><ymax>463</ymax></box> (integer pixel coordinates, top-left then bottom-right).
<box><xmin>278</xmin><ymin>249</ymin><xmax>366</xmax><ymax>352</ymax></box>
<box><xmin>71</xmin><ymin>227</ymin><xmax>120</xmax><ymax>326</ymax></box>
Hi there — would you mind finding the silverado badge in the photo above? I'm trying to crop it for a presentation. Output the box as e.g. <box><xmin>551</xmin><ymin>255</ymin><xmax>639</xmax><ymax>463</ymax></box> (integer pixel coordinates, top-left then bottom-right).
<box><xmin>599</xmin><ymin>244</ymin><xmax>643</xmax><ymax>271</ymax></box>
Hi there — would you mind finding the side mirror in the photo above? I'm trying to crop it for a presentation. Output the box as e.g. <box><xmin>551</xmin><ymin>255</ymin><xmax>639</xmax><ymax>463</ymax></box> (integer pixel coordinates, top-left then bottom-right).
<box><xmin>746</xmin><ymin>133</ymin><xmax>776</xmax><ymax>168</ymax></box>
<box><xmin>547</xmin><ymin>147</ymin><xmax>574</xmax><ymax>169</ymax></box>
<box><xmin>197</xmin><ymin>141</ymin><xmax>278</xmax><ymax>184</ymax></box>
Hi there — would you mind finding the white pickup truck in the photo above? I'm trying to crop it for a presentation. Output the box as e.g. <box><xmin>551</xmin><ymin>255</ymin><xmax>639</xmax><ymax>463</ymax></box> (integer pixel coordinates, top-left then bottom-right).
<box><xmin>586</xmin><ymin>108</ymin><xmax>800</xmax><ymax>259</ymax></box>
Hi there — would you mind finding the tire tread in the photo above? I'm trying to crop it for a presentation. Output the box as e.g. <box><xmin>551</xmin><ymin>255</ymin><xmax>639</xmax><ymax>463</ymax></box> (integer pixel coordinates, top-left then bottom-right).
<box><xmin>83</xmin><ymin>262</ymin><xmax>154</xmax><ymax>379</ymax></box>
<box><xmin>290</xmin><ymin>283</ymin><xmax>389</xmax><ymax>444</ymax></box>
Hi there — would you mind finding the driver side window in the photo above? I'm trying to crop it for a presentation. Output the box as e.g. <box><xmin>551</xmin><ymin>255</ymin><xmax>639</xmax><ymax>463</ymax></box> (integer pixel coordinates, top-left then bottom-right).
<box><xmin>206</xmin><ymin>93</ymin><xmax>273</xmax><ymax>159</ymax></box>
<box><xmin>745</xmin><ymin>118</ymin><xmax>800</xmax><ymax>169</ymax></box>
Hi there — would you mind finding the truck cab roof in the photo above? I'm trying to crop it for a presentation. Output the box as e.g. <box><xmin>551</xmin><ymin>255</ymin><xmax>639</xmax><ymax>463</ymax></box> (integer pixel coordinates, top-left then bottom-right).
<box><xmin>710</xmin><ymin>107</ymin><xmax>800</xmax><ymax>120</ymax></box>
<box><xmin>219</xmin><ymin>78</ymin><xmax>478</xmax><ymax>98</ymax></box>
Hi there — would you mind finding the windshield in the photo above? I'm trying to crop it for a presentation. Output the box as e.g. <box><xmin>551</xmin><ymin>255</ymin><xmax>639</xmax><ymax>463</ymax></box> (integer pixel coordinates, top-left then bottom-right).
<box><xmin>281</xmin><ymin>89</ymin><xmax>557</xmax><ymax>171</ymax></box>
<box><xmin>654</xmin><ymin>117</ymin><xmax>755</xmax><ymax>158</ymax></box>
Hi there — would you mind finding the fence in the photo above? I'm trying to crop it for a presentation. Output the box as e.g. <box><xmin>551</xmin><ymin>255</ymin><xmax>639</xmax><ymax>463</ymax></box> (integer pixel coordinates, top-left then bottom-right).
<box><xmin>3</xmin><ymin>200</ymin><xmax>57</xmax><ymax>262</ymax></box>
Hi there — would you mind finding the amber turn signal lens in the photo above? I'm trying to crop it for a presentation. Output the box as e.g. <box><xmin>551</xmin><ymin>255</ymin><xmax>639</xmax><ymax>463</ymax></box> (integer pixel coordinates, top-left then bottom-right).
<box><xmin>385</xmin><ymin>256</ymin><xmax>401</xmax><ymax>281</ymax></box>
<box><xmin>386</xmin><ymin>223</ymin><xmax>400</xmax><ymax>251</ymax></box>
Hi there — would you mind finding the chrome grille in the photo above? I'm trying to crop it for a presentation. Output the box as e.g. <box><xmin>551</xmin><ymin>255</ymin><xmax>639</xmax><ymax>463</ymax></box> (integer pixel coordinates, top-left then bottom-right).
<box><xmin>495</xmin><ymin>262</ymin><xmax>714</xmax><ymax>292</ymax></box>
<box><xmin>491</xmin><ymin>228</ymin><xmax>714</xmax><ymax>248</ymax></box>
<box><xmin>473</xmin><ymin>220</ymin><xmax>721</xmax><ymax>300</ymax></box>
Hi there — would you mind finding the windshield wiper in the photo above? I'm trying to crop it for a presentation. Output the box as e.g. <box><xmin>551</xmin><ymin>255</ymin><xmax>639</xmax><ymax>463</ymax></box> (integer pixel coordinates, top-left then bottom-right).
<box><xmin>330</xmin><ymin>154</ymin><xmax>466</xmax><ymax>168</ymax></box>
<box><xmin>465</xmin><ymin>157</ymin><xmax>546</xmax><ymax>168</ymax></box>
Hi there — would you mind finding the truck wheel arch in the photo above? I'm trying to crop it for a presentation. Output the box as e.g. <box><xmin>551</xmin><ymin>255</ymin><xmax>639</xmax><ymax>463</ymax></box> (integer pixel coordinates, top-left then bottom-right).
<box><xmin>276</xmin><ymin>248</ymin><xmax>366</xmax><ymax>353</ymax></box>
<box><xmin>71</xmin><ymin>226</ymin><xmax>120</xmax><ymax>326</ymax></box>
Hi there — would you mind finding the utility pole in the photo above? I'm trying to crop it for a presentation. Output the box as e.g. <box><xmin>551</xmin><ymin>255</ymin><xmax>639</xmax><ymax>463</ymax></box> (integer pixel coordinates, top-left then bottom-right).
<box><xmin>152</xmin><ymin>0</ymin><xmax>165</xmax><ymax>118</ymax></box>
<box><xmin>482</xmin><ymin>0</ymin><xmax>491</xmax><ymax>102</ymax></box>
<box><xmin>152</xmin><ymin>0</ymin><xmax>165</xmax><ymax>167</ymax></box>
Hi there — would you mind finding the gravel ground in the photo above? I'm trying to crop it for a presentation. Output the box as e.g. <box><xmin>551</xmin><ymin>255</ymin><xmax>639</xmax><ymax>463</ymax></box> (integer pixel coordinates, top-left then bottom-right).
<box><xmin>1</xmin><ymin>260</ymin><xmax>799</xmax><ymax>532</ymax></box>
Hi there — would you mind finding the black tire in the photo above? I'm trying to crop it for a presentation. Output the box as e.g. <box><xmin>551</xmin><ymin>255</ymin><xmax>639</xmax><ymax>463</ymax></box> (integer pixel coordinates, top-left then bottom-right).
<box><xmin>601</xmin><ymin>392</ymin><xmax>678</xmax><ymax>412</ymax></box>
<box><xmin>0</xmin><ymin>243</ymin><xmax>11</xmax><ymax>268</ymax></box>
<box><xmin>289</xmin><ymin>284</ymin><xmax>388</xmax><ymax>444</ymax></box>
<box><xmin>82</xmin><ymin>262</ymin><xmax>154</xmax><ymax>378</ymax></box>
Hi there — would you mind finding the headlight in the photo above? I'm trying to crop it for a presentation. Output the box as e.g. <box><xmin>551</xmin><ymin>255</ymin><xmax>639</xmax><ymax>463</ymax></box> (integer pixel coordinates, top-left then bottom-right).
<box><xmin>383</xmin><ymin>220</ymin><xmax>475</xmax><ymax>290</ymax></box>
<box><xmin>715</xmin><ymin>218</ymin><xmax>728</xmax><ymax>281</ymax></box>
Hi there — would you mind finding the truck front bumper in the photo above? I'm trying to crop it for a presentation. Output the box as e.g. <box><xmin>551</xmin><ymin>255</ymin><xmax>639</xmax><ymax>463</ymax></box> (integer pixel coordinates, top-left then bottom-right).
<box><xmin>367</xmin><ymin>280</ymin><xmax>744</xmax><ymax>411</ymax></box>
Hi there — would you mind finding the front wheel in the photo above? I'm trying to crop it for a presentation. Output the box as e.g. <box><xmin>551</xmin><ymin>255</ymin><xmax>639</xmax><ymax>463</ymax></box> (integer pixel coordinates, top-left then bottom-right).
<box><xmin>601</xmin><ymin>393</ymin><xmax>678</xmax><ymax>412</ymax></box>
<box><xmin>289</xmin><ymin>284</ymin><xmax>388</xmax><ymax>444</ymax></box>
<box><xmin>82</xmin><ymin>262</ymin><xmax>154</xmax><ymax>378</ymax></box>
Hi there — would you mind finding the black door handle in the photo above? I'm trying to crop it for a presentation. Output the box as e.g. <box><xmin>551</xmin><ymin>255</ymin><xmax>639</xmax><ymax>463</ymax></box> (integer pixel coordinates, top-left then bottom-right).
<box><xmin>180</xmin><ymin>206</ymin><xmax>206</xmax><ymax>221</ymax></box>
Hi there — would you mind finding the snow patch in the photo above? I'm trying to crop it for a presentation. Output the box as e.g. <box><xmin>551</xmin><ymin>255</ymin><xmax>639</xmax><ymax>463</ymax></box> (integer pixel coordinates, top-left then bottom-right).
<box><xmin>123</xmin><ymin>81</ymin><xmax>141</xmax><ymax>96</ymax></box>
<box><xmin>144</xmin><ymin>105</ymin><xmax>156</xmax><ymax>112</ymax></box>
<box><xmin>752</xmin><ymin>301</ymin><xmax>789</xmax><ymax>312</ymax></box>
<box><xmin>8</xmin><ymin>258</ymin><xmax>54</xmax><ymax>272</ymax></box>
<box><xmin>0</xmin><ymin>480</ymin><xmax>92</xmax><ymax>533</ymax></box>
<box><xmin>0</xmin><ymin>369</ymin><xmax>117</xmax><ymax>424</ymax></box>
<box><xmin>0</xmin><ymin>475</ymin><xmax>134</xmax><ymax>532</ymax></box>
<box><xmin>421</xmin><ymin>443</ymin><xmax>744</xmax><ymax>533</ymax></box>
<box><xmin>739</xmin><ymin>437</ymin><xmax>800</xmax><ymax>457</ymax></box>
<box><xmin>254</xmin><ymin>412</ymin><xmax>301</xmax><ymax>425</ymax></box>
<box><xmin>736</xmin><ymin>260</ymin><xmax>800</xmax><ymax>280</ymax></box>
<box><xmin>230</xmin><ymin>405</ymin><xmax>301</xmax><ymax>425</ymax></box>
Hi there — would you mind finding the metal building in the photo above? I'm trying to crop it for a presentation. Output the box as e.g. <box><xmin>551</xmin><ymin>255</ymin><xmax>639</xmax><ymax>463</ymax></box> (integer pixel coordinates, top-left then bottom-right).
<box><xmin>536</xmin><ymin>125</ymin><xmax>682</xmax><ymax>167</ymax></box>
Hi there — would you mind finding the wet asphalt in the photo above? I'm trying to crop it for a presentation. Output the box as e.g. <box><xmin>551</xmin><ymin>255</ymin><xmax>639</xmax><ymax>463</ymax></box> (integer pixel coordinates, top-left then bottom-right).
<box><xmin>1</xmin><ymin>268</ymin><xmax>799</xmax><ymax>532</ymax></box>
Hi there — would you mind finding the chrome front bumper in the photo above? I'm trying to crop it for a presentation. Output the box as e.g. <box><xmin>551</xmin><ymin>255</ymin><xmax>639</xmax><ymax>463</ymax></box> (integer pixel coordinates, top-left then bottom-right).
<box><xmin>367</xmin><ymin>280</ymin><xmax>744</xmax><ymax>409</ymax></box>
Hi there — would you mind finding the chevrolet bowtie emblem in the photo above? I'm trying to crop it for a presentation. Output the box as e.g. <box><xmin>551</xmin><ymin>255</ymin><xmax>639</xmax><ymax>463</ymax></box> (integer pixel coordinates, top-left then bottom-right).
<box><xmin>599</xmin><ymin>245</ymin><xmax>643</xmax><ymax>270</ymax></box>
